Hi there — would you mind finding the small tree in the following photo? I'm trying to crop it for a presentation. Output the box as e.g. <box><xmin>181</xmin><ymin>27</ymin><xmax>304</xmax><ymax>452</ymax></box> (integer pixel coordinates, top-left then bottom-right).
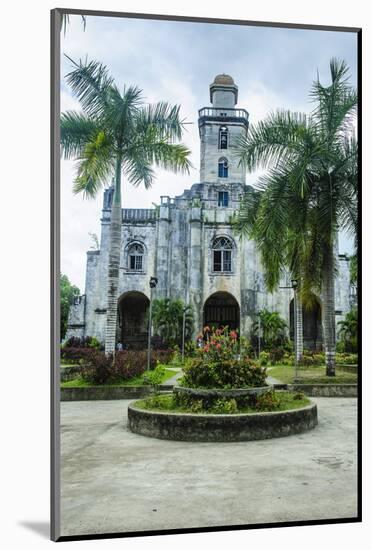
<box><xmin>152</xmin><ymin>299</ymin><xmax>194</xmax><ymax>348</ymax></box>
<box><xmin>338</xmin><ymin>309</ymin><xmax>358</xmax><ymax>352</ymax></box>
<box><xmin>60</xmin><ymin>273</ymin><xmax>80</xmax><ymax>340</ymax></box>
<box><xmin>253</xmin><ymin>309</ymin><xmax>287</xmax><ymax>351</ymax></box>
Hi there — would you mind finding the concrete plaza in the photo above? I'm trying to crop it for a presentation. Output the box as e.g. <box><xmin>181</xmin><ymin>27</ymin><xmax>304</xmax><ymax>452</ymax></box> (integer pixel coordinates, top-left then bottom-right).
<box><xmin>60</xmin><ymin>397</ymin><xmax>358</xmax><ymax>537</ymax></box>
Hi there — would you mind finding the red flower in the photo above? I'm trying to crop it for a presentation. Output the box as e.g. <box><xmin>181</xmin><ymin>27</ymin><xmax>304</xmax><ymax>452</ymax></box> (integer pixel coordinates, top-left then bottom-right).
<box><xmin>216</xmin><ymin>343</ymin><xmax>222</xmax><ymax>349</ymax></box>
<box><xmin>204</xmin><ymin>345</ymin><xmax>210</xmax><ymax>352</ymax></box>
<box><xmin>230</xmin><ymin>331</ymin><xmax>238</xmax><ymax>340</ymax></box>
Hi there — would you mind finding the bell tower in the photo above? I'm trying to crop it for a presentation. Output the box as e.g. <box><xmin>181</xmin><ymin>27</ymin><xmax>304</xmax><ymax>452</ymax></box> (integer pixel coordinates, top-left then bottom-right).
<box><xmin>198</xmin><ymin>74</ymin><xmax>249</xmax><ymax>184</ymax></box>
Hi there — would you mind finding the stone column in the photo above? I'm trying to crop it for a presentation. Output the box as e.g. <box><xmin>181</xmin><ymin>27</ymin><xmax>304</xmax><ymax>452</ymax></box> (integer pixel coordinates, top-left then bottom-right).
<box><xmin>188</xmin><ymin>206</ymin><xmax>203</xmax><ymax>336</ymax></box>
<box><xmin>155</xmin><ymin>198</ymin><xmax>170</xmax><ymax>299</ymax></box>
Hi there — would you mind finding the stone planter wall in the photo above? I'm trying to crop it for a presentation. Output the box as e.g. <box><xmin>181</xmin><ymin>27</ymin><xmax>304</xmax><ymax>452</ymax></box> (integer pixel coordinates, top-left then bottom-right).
<box><xmin>128</xmin><ymin>401</ymin><xmax>318</xmax><ymax>442</ymax></box>
<box><xmin>288</xmin><ymin>384</ymin><xmax>357</xmax><ymax>397</ymax></box>
<box><xmin>61</xmin><ymin>386</ymin><xmax>153</xmax><ymax>401</ymax></box>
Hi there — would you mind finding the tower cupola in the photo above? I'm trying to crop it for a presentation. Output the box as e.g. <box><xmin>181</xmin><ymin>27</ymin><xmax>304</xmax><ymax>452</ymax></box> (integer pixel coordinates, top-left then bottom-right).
<box><xmin>210</xmin><ymin>73</ymin><xmax>238</xmax><ymax>108</ymax></box>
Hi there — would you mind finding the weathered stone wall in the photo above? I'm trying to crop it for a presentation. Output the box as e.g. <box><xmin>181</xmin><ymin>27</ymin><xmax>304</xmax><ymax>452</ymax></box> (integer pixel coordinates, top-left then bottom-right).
<box><xmin>199</xmin><ymin>121</ymin><xmax>247</xmax><ymax>183</ymax></box>
<box><xmin>64</xmin><ymin>295</ymin><xmax>86</xmax><ymax>341</ymax></box>
<box><xmin>335</xmin><ymin>255</ymin><xmax>352</xmax><ymax>333</ymax></box>
<box><xmin>128</xmin><ymin>401</ymin><xmax>318</xmax><ymax>442</ymax></box>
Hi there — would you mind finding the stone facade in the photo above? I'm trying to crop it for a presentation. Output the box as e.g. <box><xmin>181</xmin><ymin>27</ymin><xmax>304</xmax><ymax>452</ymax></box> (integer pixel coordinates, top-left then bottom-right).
<box><xmin>66</xmin><ymin>74</ymin><xmax>352</xmax><ymax>349</ymax></box>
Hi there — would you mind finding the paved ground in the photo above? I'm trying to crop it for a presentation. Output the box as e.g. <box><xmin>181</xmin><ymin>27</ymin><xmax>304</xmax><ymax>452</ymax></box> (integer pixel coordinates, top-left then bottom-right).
<box><xmin>162</xmin><ymin>368</ymin><xmax>183</xmax><ymax>386</ymax></box>
<box><xmin>60</xmin><ymin>397</ymin><xmax>358</xmax><ymax>537</ymax></box>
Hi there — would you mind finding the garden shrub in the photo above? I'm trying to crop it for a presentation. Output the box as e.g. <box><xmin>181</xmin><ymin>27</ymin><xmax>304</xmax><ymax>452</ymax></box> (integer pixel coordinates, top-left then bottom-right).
<box><xmin>80</xmin><ymin>351</ymin><xmax>116</xmax><ymax>384</ymax></box>
<box><xmin>269</xmin><ymin>348</ymin><xmax>285</xmax><ymax>365</ymax></box>
<box><xmin>335</xmin><ymin>352</ymin><xmax>358</xmax><ymax>365</ymax></box>
<box><xmin>212</xmin><ymin>398</ymin><xmax>238</xmax><ymax>414</ymax></box>
<box><xmin>152</xmin><ymin>349</ymin><xmax>174</xmax><ymax>365</ymax></box>
<box><xmin>298</xmin><ymin>352</ymin><xmax>323</xmax><ymax>367</ymax></box>
<box><xmin>293</xmin><ymin>391</ymin><xmax>305</xmax><ymax>400</ymax></box>
<box><xmin>190</xmin><ymin>399</ymin><xmax>204</xmax><ymax>413</ymax></box>
<box><xmin>181</xmin><ymin>359</ymin><xmax>267</xmax><ymax>389</ymax></box>
<box><xmin>180</xmin><ymin>327</ymin><xmax>268</xmax><ymax>389</ymax></box>
<box><xmin>113</xmin><ymin>351</ymin><xmax>147</xmax><ymax>380</ymax></box>
<box><xmin>281</xmin><ymin>352</ymin><xmax>294</xmax><ymax>365</ymax></box>
<box><xmin>255</xmin><ymin>390</ymin><xmax>281</xmax><ymax>411</ymax></box>
<box><xmin>143</xmin><ymin>365</ymin><xmax>166</xmax><ymax>386</ymax></box>
<box><xmin>61</xmin><ymin>347</ymin><xmax>97</xmax><ymax>364</ymax></box>
<box><xmin>259</xmin><ymin>351</ymin><xmax>270</xmax><ymax>366</ymax></box>
<box><xmin>63</xmin><ymin>335</ymin><xmax>101</xmax><ymax>349</ymax></box>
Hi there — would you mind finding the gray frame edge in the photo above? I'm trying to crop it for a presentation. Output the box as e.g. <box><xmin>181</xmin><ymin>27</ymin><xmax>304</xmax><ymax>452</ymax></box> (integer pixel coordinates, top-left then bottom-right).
<box><xmin>51</xmin><ymin>8</ymin><xmax>61</xmax><ymax>543</ymax></box>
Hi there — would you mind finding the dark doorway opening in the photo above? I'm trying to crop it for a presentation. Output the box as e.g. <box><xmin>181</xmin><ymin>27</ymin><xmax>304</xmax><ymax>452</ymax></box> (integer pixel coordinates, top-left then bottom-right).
<box><xmin>290</xmin><ymin>297</ymin><xmax>322</xmax><ymax>350</ymax></box>
<box><xmin>203</xmin><ymin>292</ymin><xmax>240</xmax><ymax>331</ymax></box>
<box><xmin>117</xmin><ymin>291</ymin><xmax>149</xmax><ymax>350</ymax></box>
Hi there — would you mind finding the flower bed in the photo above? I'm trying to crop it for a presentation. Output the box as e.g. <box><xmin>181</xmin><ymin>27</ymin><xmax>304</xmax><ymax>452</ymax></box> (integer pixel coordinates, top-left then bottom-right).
<box><xmin>127</xmin><ymin>327</ymin><xmax>318</xmax><ymax>440</ymax></box>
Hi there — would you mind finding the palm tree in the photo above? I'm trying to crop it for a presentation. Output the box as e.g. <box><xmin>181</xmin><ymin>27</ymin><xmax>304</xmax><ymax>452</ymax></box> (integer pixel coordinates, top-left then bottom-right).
<box><xmin>234</xmin><ymin>59</ymin><xmax>357</xmax><ymax>375</ymax></box>
<box><xmin>152</xmin><ymin>298</ymin><xmax>194</xmax><ymax>347</ymax></box>
<box><xmin>252</xmin><ymin>309</ymin><xmax>287</xmax><ymax>350</ymax></box>
<box><xmin>338</xmin><ymin>308</ymin><xmax>358</xmax><ymax>352</ymax></box>
<box><xmin>61</xmin><ymin>57</ymin><xmax>192</xmax><ymax>354</ymax></box>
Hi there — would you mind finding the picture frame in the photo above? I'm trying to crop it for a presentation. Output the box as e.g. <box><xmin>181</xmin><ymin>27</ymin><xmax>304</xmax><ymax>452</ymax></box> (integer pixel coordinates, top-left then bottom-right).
<box><xmin>51</xmin><ymin>8</ymin><xmax>361</xmax><ymax>542</ymax></box>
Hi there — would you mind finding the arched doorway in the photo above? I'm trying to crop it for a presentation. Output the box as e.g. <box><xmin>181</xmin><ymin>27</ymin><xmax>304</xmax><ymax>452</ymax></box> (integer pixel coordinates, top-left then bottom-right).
<box><xmin>290</xmin><ymin>297</ymin><xmax>322</xmax><ymax>350</ymax></box>
<box><xmin>117</xmin><ymin>291</ymin><xmax>149</xmax><ymax>350</ymax></box>
<box><xmin>203</xmin><ymin>292</ymin><xmax>240</xmax><ymax>331</ymax></box>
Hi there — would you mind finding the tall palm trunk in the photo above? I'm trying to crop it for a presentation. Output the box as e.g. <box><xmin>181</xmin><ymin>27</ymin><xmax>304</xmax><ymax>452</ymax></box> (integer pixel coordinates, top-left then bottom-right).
<box><xmin>296</xmin><ymin>294</ymin><xmax>303</xmax><ymax>362</ymax></box>
<box><xmin>105</xmin><ymin>160</ymin><xmax>122</xmax><ymax>355</ymax></box>
<box><xmin>322</xmin><ymin>251</ymin><xmax>336</xmax><ymax>376</ymax></box>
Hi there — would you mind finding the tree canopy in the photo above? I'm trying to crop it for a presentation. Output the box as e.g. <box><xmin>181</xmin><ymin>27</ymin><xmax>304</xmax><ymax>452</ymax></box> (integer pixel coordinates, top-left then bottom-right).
<box><xmin>60</xmin><ymin>274</ymin><xmax>80</xmax><ymax>341</ymax></box>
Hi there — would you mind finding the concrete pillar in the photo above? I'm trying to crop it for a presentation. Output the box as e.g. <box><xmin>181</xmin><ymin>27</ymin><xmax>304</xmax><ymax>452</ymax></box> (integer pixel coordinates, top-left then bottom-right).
<box><xmin>155</xmin><ymin>199</ymin><xmax>170</xmax><ymax>299</ymax></box>
<box><xmin>188</xmin><ymin>206</ymin><xmax>203</xmax><ymax>336</ymax></box>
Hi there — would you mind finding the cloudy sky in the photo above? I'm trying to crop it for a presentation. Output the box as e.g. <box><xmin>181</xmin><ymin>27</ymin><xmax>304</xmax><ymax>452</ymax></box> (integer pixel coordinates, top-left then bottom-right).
<box><xmin>60</xmin><ymin>14</ymin><xmax>357</xmax><ymax>290</ymax></box>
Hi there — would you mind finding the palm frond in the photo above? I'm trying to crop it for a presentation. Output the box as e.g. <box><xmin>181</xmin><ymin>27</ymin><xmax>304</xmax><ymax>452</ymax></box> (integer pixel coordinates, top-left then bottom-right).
<box><xmin>103</xmin><ymin>84</ymin><xmax>143</xmax><ymax>136</ymax></box>
<box><xmin>60</xmin><ymin>111</ymin><xmax>102</xmax><ymax>159</ymax></box>
<box><xmin>73</xmin><ymin>131</ymin><xmax>114</xmax><ymax>198</ymax></box>
<box><xmin>136</xmin><ymin>102</ymin><xmax>187</xmax><ymax>142</ymax></box>
<box><xmin>64</xmin><ymin>56</ymin><xmax>114</xmax><ymax>117</ymax></box>
<box><xmin>123</xmin><ymin>158</ymin><xmax>155</xmax><ymax>189</ymax></box>
<box><xmin>235</xmin><ymin>109</ymin><xmax>308</xmax><ymax>172</ymax></box>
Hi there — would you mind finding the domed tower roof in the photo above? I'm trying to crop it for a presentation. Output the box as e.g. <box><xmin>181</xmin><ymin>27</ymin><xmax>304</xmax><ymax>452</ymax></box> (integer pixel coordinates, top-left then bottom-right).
<box><xmin>209</xmin><ymin>74</ymin><xmax>238</xmax><ymax>106</ymax></box>
<box><xmin>213</xmin><ymin>73</ymin><xmax>235</xmax><ymax>86</ymax></box>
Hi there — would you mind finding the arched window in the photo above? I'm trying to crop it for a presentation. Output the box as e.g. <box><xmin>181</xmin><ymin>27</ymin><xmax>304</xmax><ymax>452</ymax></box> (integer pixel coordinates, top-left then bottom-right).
<box><xmin>127</xmin><ymin>242</ymin><xmax>144</xmax><ymax>271</ymax></box>
<box><xmin>218</xmin><ymin>157</ymin><xmax>228</xmax><ymax>178</ymax></box>
<box><xmin>212</xmin><ymin>236</ymin><xmax>233</xmax><ymax>272</ymax></box>
<box><xmin>219</xmin><ymin>126</ymin><xmax>228</xmax><ymax>149</ymax></box>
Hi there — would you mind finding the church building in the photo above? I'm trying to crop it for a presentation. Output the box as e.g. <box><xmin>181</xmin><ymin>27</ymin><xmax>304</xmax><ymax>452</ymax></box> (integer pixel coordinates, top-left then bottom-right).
<box><xmin>66</xmin><ymin>74</ymin><xmax>352</xmax><ymax>349</ymax></box>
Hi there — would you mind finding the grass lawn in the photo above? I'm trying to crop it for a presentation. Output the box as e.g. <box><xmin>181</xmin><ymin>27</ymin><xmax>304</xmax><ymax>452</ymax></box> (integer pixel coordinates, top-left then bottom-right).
<box><xmin>61</xmin><ymin>368</ymin><xmax>178</xmax><ymax>388</ymax></box>
<box><xmin>134</xmin><ymin>391</ymin><xmax>310</xmax><ymax>414</ymax></box>
<box><xmin>269</xmin><ymin>364</ymin><xmax>358</xmax><ymax>384</ymax></box>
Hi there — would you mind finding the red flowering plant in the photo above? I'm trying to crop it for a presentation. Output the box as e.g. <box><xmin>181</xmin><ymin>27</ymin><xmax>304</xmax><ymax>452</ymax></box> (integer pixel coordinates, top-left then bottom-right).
<box><xmin>199</xmin><ymin>326</ymin><xmax>239</xmax><ymax>362</ymax></box>
<box><xmin>181</xmin><ymin>326</ymin><xmax>267</xmax><ymax>389</ymax></box>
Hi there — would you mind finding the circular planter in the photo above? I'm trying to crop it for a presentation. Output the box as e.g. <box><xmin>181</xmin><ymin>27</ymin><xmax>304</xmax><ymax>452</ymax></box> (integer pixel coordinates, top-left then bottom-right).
<box><xmin>173</xmin><ymin>385</ymin><xmax>272</xmax><ymax>400</ymax></box>
<box><xmin>127</xmin><ymin>401</ymin><xmax>318</xmax><ymax>442</ymax></box>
